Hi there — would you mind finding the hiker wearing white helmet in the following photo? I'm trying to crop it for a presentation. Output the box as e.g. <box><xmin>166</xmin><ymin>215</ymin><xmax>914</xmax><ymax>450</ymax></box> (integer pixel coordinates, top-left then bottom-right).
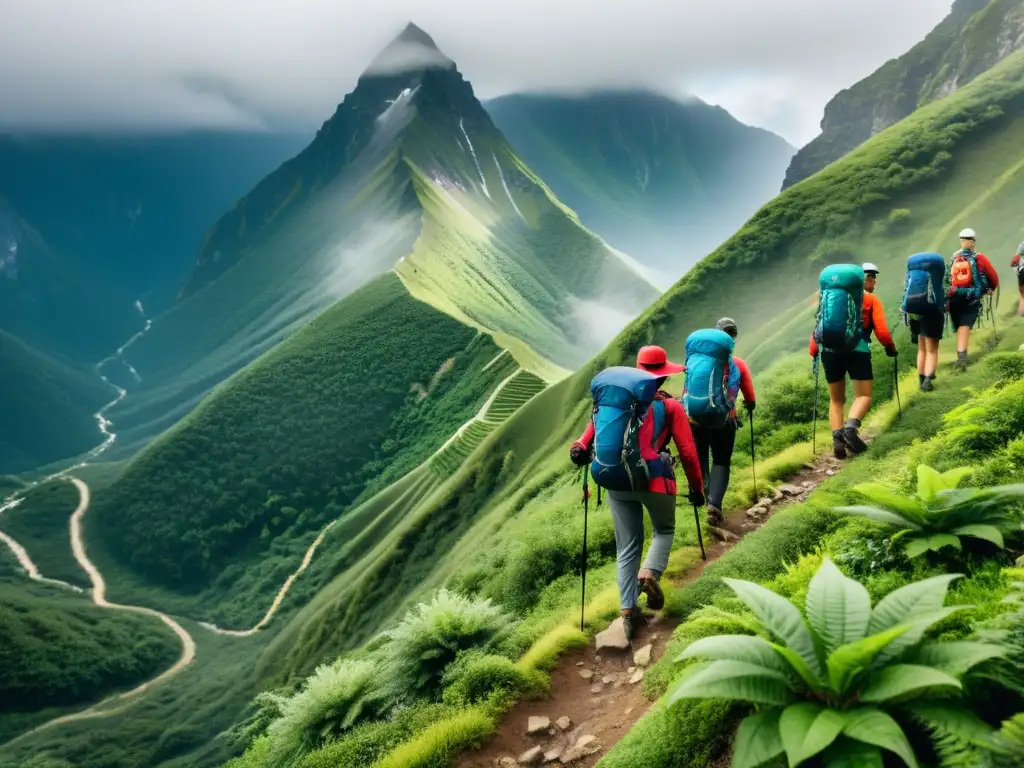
<box><xmin>862</xmin><ymin>263</ymin><xmax>879</xmax><ymax>294</ymax></box>
<box><xmin>947</xmin><ymin>228</ymin><xmax>1000</xmax><ymax>370</ymax></box>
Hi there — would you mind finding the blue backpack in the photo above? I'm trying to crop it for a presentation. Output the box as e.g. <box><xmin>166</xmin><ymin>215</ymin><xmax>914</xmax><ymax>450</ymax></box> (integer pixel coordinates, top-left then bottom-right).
<box><xmin>813</xmin><ymin>264</ymin><xmax>864</xmax><ymax>353</ymax></box>
<box><xmin>589</xmin><ymin>367</ymin><xmax>666</xmax><ymax>492</ymax></box>
<box><xmin>682</xmin><ymin>329</ymin><xmax>737</xmax><ymax>427</ymax></box>
<box><xmin>902</xmin><ymin>252</ymin><xmax>945</xmax><ymax>316</ymax></box>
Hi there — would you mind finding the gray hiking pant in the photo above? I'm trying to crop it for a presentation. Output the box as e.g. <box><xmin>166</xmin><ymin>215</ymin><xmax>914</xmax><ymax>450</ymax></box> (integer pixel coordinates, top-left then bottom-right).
<box><xmin>606</xmin><ymin>489</ymin><xmax>676</xmax><ymax>610</ymax></box>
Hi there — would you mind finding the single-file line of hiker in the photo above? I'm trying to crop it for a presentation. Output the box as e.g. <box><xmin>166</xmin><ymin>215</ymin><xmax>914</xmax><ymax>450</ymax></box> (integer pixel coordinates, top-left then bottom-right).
<box><xmin>569</xmin><ymin>227</ymin><xmax>1019</xmax><ymax>642</ymax></box>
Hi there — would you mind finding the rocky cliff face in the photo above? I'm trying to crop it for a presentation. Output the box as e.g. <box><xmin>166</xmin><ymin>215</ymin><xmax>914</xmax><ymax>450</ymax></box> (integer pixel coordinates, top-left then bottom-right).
<box><xmin>783</xmin><ymin>0</ymin><xmax>1024</xmax><ymax>189</ymax></box>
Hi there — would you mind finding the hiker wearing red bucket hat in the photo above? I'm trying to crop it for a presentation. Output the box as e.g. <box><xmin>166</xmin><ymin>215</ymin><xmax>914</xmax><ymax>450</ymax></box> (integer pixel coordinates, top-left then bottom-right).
<box><xmin>569</xmin><ymin>345</ymin><xmax>703</xmax><ymax>640</ymax></box>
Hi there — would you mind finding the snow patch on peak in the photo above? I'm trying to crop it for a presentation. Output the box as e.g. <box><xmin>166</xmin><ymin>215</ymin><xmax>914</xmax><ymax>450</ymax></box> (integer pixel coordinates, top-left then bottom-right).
<box><xmin>458</xmin><ymin>118</ymin><xmax>491</xmax><ymax>200</ymax></box>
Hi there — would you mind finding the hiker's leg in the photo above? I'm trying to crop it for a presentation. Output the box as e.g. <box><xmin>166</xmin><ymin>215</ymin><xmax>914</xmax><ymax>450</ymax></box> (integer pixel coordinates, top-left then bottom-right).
<box><xmin>827</xmin><ymin>381</ymin><xmax>846</xmax><ymax>430</ymax></box>
<box><xmin>606</xmin><ymin>490</ymin><xmax>644</xmax><ymax>610</ymax></box>
<box><xmin>707</xmin><ymin>424</ymin><xmax>737</xmax><ymax>510</ymax></box>
<box><xmin>849</xmin><ymin>379</ymin><xmax>872</xmax><ymax>421</ymax></box>
<box><xmin>924</xmin><ymin>337</ymin><xmax>939</xmax><ymax>377</ymax></box>
<box><xmin>693</xmin><ymin>424</ymin><xmax>711</xmax><ymax>497</ymax></box>
<box><xmin>638</xmin><ymin>492</ymin><xmax>676</xmax><ymax>579</ymax></box>
<box><xmin>957</xmin><ymin>324</ymin><xmax>971</xmax><ymax>354</ymax></box>
<box><xmin>916</xmin><ymin>337</ymin><xmax>925</xmax><ymax>375</ymax></box>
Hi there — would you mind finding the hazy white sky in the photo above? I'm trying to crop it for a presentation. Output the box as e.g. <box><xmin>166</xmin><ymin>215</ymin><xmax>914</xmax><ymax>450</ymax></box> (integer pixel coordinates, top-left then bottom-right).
<box><xmin>0</xmin><ymin>0</ymin><xmax>954</xmax><ymax>146</ymax></box>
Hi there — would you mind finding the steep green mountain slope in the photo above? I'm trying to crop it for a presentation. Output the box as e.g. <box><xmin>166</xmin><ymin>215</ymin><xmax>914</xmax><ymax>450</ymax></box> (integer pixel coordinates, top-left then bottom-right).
<box><xmin>102</xmin><ymin>24</ymin><xmax>657</xmax><ymax>453</ymax></box>
<box><xmin>485</xmin><ymin>90</ymin><xmax>795</xmax><ymax>282</ymax></box>
<box><xmin>224</xmin><ymin>47</ymin><xmax>1024</xmax><ymax>767</ymax></box>
<box><xmin>0</xmin><ymin>131</ymin><xmax>309</xmax><ymax>314</ymax></box>
<box><xmin>0</xmin><ymin>329</ymin><xmax>112</xmax><ymax>474</ymax></box>
<box><xmin>783</xmin><ymin>0</ymin><xmax>1024</xmax><ymax>188</ymax></box>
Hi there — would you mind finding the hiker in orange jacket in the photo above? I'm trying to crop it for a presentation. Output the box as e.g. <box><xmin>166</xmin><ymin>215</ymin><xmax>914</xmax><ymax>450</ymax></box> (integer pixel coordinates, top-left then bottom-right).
<box><xmin>808</xmin><ymin>263</ymin><xmax>896</xmax><ymax>458</ymax></box>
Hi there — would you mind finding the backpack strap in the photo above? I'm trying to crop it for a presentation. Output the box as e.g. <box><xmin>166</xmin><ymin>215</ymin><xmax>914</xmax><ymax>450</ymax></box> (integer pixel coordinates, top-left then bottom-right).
<box><xmin>650</xmin><ymin>398</ymin><xmax>668</xmax><ymax>451</ymax></box>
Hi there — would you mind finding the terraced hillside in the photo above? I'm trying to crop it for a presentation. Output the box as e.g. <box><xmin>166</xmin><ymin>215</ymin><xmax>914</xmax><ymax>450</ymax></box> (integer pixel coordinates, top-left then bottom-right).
<box><xmin>485</xmin><ymin>90</ymin><xmax>795</xmax><ymax>281</ymax></box>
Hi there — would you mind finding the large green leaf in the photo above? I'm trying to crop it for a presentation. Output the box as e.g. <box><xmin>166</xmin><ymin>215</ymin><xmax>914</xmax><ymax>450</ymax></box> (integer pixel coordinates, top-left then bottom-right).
<box><xmin>904</xmin><ymin>533</ymin><xmax>962</xmax><ymax>558</ymax></box>
<box><xmin>805</xmin><ymin>557</ymin><xmax>871</xmax><ymax>656</ymax></box>
<box><xmin>833</xmin><ymin>505</ymin><xmax>919</xmax><ymax>530</ymax></box>
<box><xmin>848</xmin><ymin>484</ymin><xmax>928</xmax><ymax>525</ymax></box>
<box><xmin>951</xmin><ymin>524</ymin><xmax>1005</xmax><ymax>548</ymax></box>
<box><xmin>779</xmin><ymin>702</ymin><xmax>845</xmax><ymax>766</ymax></box>
<box><xmin>677</xmin><ymin>635</ymin><xmax>795</xmax><ymax>678</ymax></box>
<box><xmin>825</xmin><ymin>624</ymin><xmax>910</xmax><ymax>696</ymax></box>
<box><xmin>873</xmin><ymin>606</ymin><xmax>973</xmax><ymax>668</ymax></box>
<box><xmin>732</xmin><ymin>709</ymin><xmax>785</xmax><ymax>768</ymax></box>
<box><xmin>907</xmin><ymin>641</ymin><xmax>1008</xmax><ymax>676</ymax></box>
<box><xmin>667</xmin><ymin>660</ymin><xmax>795</xmax><ymax>707</ymax></box>
<box><xmin>822</xmin><ymin>738</ymin><xmax>884</xmax><ymax>768</ymax></box>
<box><xmin>858</xmin><ymin>664</ymin><xmax>961</xmax><ymax>703</ymax></box>
<box><xmin>917</xmin><ymin>464</ymin><xmax>945</xmax><ymax>502</ymax></box>
<box><xmin>868</xmin><ymin>574</ymin><xmax>962</xmax><ymax>635</ymax></box>
<box><xmin>724</xmin><ymin>578</ymin><xmax>823</xmax><ymax>676</ymax></box>
<box><xmin>771</xmin><ymin>643</ymin><xmax>824</xmax><ymax>693</ymax></box>
<box><xmin>938</xmin><ymin>467</ymin><xmax>975</xmax><ymax>489</ymax></box>
<box><xmin>841</xmin><ymin>708</ymin><xmax>919</xmax><ymax>768</ymax></box>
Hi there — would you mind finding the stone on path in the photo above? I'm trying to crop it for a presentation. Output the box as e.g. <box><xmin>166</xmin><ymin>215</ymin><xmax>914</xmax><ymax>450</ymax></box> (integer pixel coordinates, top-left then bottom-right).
<box><xmin>555</xmin><ymin>716</ymin><xmax>572</xmax><ymax>731</ymax></box>
<box><xmin>710</xmin><ymin>527</ymin><xmax>739</xmax><ymax>543</ymax></box>
<box><xmin>499</xmin><ymin>758</ymin><xmax>517</xmax><ymax>767</ymax></box>
<box><xmin>544</xmin><ymin>747</ymin><xmax>563</xmax><ymax>763</ymax></box>
<box><xmin>527</xmin><ymin>716</ymin><xmax>550</xmax><ymax>735</ymax></box>
<box><xmin>579</xmin><ymin>668</ymin><xmax>594</xmax><ymax>680</ymax></box>
<box><xmin>518</xmin><ymin>745</ymin><xmax>544</xmax><ymax>765</ymax></box>
<box><xmin>633</xmin><ymin>644</ymin><xmax>653</xmax><ymax>667</ymax></box>
<box><xmin>595</xmin><ymin>617</ymin><xmax>630</xmax><ymax>650</ymax></box>
<box><xmin>778</xmin><ymin>483</ymin><xmax>802</xmax><ymax>496</ymax></box>
<box><xmin>601</xmin><ymin>675</ymin><xmax>615</xmax><ymax>685</ymax></box>
<box><xmin>629</xmin><ymin>668</ymin><xmax>645</xmax><ymax>684</ymax></box>
<box><xmin>590</xmin><ymin>683</ymin><xmax>604</xmax><ymax>694</ymax></box>
<box><xmin>560</xmin><ymin>734</ymin><xmax>603</xmax><ymax>763</ymax></box>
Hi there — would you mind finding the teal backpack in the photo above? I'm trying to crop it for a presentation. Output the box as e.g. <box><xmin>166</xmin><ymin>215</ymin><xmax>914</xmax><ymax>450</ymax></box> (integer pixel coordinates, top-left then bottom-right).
<box><xmin>682</xmin><ymin>329</ymin><xmax>738</xmax><ymax>427</ymax></box>
<box><xmin>813</xmin><ymin>264</ymin><xmax>865</xmax><ymax>353</ymax></box>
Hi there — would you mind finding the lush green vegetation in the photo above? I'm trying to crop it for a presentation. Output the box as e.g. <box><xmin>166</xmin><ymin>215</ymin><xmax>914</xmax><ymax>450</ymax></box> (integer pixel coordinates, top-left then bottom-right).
<box><xmin>0</xmin><ymin>481</ymin><xmax>87</xmax><ymax>588</ymax></box>
<box><xmin>0</xmin><ymin>582</ymin><xmax>180</xmax><ymax>740</ymax></box>
<box><xmin>485</xmin><ymin>90</ymin><xmax>794</xmax><ymax>280</ymax></box>
<box><xmin>0</xmin><ymin>330</ymin><xmax>111</xmax><ymax>474</ymax></box>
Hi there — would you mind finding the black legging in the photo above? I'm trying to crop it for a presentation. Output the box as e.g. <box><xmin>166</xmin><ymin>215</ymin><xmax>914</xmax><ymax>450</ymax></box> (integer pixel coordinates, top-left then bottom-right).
<box><xmin>692</xmin><ymin>421</ymin><xmax>737</xmax><ymax>509</ymax></box>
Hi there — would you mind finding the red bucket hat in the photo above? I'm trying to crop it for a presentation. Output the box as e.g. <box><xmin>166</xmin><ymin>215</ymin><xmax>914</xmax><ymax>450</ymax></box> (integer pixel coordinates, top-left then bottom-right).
<box><xmin>636</xmin><ymin>345</ymin><xmax>685</xmax><ymax>376</ymax></box>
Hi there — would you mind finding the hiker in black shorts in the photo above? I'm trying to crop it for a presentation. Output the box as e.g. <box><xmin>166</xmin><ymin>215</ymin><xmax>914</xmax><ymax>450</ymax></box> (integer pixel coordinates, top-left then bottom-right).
<box><xmin>947</xmin><ymin>228</ymin><xmax>1000</xmax><ymax>371</ymax></box>
<box><xmin>902</xmin><ymin>252</ymin><xmax>947</xmax><ymax>392</ymax></box>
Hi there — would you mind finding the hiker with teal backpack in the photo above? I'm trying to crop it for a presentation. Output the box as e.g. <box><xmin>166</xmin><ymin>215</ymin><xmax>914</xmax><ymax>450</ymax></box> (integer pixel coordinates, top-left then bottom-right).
<box><xmin>568</xmin><ymin>346</ymin><xmax>704</xmax><ymax>641</ymax></box>
<box><xmin>682</xmin><ymin>319</ymin><xmax>756</xmax><ymax>527</ymax></box>
<box><xmin>901</xmin><ymin>252</ymin><xmax>947</xmax><ymax>392</ymax></box>
<box><xmin>808</xmin><ymin>263</ymin><xmax>897</xmax><ymax>459</ymax></box>
<box><xmin>947</xmin><ymin>228</ymin><xmax>1000</xmax><ymax>371</ymax></box>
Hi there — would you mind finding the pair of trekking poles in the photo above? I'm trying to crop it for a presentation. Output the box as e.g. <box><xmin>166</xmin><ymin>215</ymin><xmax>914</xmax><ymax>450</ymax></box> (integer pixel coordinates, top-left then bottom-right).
<box><xmin>576</xmin><ymin>412</ymin><xmax>759</xmax><ymax>631</ymax></box>
<box><xmin>810</xmin><ymin>352</ymin><xmax>902</xmax><ymax>456</ymax></box>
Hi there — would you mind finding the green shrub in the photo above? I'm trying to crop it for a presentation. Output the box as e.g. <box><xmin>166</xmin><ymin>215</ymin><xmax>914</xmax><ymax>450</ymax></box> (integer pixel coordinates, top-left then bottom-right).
<box><xmin>441</xmin><ymin>650</ymin><xmax>538</xmax><ymax>707</ymax></box>
<box><xmin>369</xmin><ymin>708</ymin><xmax>494</xmax><ymax>768</ymax></box>
<box><xmin>263</xmin><ymin>658</ymin><xmax>386</xmax><ymax>767</ymax></box>
<box><xmin>377</xmin><ymin>589</ymin><xmax>513</xmax><ymax>705</ymax></box>
<box><xmin>668</xmin><ymin>558</ymin><xmax>1008</xmax><ymax>767</ymax></box>
<box><xmin>837</xmin><ymin>463</ymin><xmax>1024</xmax><ymax>559</ymax></box>
<box><xmin>888</xmin><ymin>208</ymin><xmax>912</xmax><ymax>227</ymax></box>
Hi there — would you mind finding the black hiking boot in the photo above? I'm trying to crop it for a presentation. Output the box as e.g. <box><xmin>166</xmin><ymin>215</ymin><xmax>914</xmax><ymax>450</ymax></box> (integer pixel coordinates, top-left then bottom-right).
<box><xmin>706</xmin><ymin>504</ymin><xmax>725</xmax><ymax>527</ymax></box>
<box><xmin>622</xmin><ymin>608</ymin><xmax>648</xmax><ymax>642</ymax></box>
<box><xmin>638</xmin><ymin>575</ymin><xmax>665</xmax><ymax>611</ymax></box>
<box><xmin>920</xmin><ymin>375</ymin><xmax>934</xmax><ymax>392</ymax></box>
<box><xmin>841</xmin><ymin>425</ymin><xmax>868</xmax><ymax>455</ymax></box>
<box><xmin>832</xmin><ymin>430</ymin><xmax>847</xmax><ymax>460</ymax></box>
<box><xmin>956</xmin><ymin>351</ymin><xmax>968</xmax><ymax>372</ymax></box>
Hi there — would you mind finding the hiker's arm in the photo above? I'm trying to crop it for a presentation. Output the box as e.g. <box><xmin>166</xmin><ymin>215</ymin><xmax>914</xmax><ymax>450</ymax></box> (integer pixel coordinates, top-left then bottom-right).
<box><xmin>668</xmin><ymin>404</ymin><xmax>703</xmax><ymax>492</ymax></box>
<box><xmin>978</xmin><ymin>254</ymin><xmax>1000</xmax><ymax>290</ymax></box>
<box><xmin>808</xmin><ymin>332</ymin><xmax>818</xmax><ymax>358</ymax></box>
<box><xmin>871</xmin><ymin>298</ymin><xmax>895</xmax><ymax>348</ymax></box>
<box><xmin>735</xmin><ymin>358</ymin><xmax>755</xmax><ymax>403</ymax></box>
<box><xmin>572</xmin><ymin>422</ymin><xmax>595</xmax><ymax>450</ymax></box>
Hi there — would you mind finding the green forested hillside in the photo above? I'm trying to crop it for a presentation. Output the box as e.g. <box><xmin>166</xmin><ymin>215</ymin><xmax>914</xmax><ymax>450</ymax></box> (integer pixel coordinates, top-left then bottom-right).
<box><xmin>0</xmin><ymin>330</ymin><xmax>112</xmax><ymax>474</ymax></box>
<box><xmin>783</xmin><ymin>0</ymin><xmax>1024</xmax><ymax>188</ymax></box>
<box><xmin>485</xmin><ymin>90</ymin><xmax>795</xmax><ymax>280</ymax></box>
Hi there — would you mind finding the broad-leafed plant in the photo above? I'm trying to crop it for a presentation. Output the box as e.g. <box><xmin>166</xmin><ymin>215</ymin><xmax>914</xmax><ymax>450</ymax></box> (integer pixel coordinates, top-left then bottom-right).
<box><xmin>835</xmin><ymin>463</ymin><xmax>1024</xmax><ymax>558</ymax></box>
<box><xmin>667</xmin><ymin>557</ymin><xmax>1008</xmax><ymax>768</ymax></box>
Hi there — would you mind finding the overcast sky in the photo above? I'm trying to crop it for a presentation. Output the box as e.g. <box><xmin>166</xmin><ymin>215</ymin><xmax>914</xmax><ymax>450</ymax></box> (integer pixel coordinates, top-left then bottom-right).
<box><xmin>0</xmin><ymin>0</ymin><xmax>954</xmax><ymax>146</ymax></box>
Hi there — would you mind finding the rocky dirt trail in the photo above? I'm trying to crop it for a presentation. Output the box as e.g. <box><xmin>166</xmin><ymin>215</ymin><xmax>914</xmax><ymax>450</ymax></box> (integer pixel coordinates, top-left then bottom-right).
<box><xmin>457</xmin><ymin>452</ymin><xmax>843</xmax><ymax>767</ymax></box>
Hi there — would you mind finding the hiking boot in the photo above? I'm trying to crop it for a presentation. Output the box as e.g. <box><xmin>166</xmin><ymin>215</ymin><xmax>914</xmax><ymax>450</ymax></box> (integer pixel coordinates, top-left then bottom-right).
<box><xmin>706</xmin><ymin>504</ymin><xmax>725</xmax><ymax>527</ymax></box>
<box><xmin>621</xmin><ymin>609</ymin><xmax>648</xmax><ymax>642</ymax></box>
<box><xmin>841</xmin><ymin>426</ymin><xmax>868</xmax><ymax>455</ymax></box>
<box><xmin>832</xmin><ymin>430</ymin><xmax>847</xmax><ymax>460</ymax></box>
<box><xmin>956</xmin><ymin>351</ymin><xmax>968</xmax><ymax>372</ymax></box>
<box><xmin>638</xmin><ymin>575</ymin><xmax>665</xmax><ymax>611</ymax></box>
<box><xmin>920</xmin><ymin>375</ymin><xmax>934</xmax><ymax>392</ymax></box>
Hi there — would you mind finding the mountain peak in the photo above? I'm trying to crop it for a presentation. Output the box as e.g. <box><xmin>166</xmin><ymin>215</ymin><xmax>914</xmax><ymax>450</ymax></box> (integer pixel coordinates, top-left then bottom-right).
<box><xmin>364</xmin><ymin>22</ymin><xmax>453</xmax><ymax>77</ymax></box>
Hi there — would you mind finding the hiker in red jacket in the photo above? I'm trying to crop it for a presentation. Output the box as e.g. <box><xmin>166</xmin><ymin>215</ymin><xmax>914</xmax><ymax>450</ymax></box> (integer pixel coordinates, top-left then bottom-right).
<box><xmin>693</xmin><ymin>317</ymin><xmax>756</xmax><ymax>526</ymax></box>
<box><xmin>569</xmin><ymin>345</ymin><xmax>703</xmax><ymax>640</ymax></box>
<box><xmin>948</xmin><ymin>228</ymin><xmax>999</xmax><ymax>370</ymax></box>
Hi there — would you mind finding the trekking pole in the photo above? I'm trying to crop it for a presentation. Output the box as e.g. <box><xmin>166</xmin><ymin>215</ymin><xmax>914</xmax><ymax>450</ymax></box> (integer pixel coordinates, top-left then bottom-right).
<box><xmin>580</xmin><ymin>465</ymin><xmax>590</xmax><ymax>632</ymax></box>
<box><xmin>748</xmin><ymin>412</ymin><xmax>758</xmax><ymax>500</ymax></box>
<box><xmin>893</xmin><ymin>358</ymin><xmax>902</xmax><ymax>418</ymax></box>
<box><xmin>692</xmin><ymin>504</ymin><xmax>707</xmax><ymax>561</ymax></box>
<box><xmin>811</xmin><ymin>353</ymin><xmax>821</xmax><ymax>455</ymax></box>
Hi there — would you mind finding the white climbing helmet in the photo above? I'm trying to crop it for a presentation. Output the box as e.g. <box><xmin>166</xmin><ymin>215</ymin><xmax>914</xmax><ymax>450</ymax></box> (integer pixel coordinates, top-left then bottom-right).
<box><xmin>862</xmin><ymin>262</ymin><xmax>879</xmax><ymax>275</ymax></box>
<box><xmin>959</xmin><ymin>227</ymin><xmax>977</xmax><ymax>239</ymax></box>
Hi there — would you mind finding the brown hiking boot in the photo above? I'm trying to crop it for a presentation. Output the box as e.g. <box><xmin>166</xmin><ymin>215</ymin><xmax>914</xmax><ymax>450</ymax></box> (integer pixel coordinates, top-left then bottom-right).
<box><xmin>637</xmin><ymin>573</ymin><xmax>664</xmax><ymax>611</ymax></box>
<box><xmin>707</xmin><ymin>504</ymin><xmax>725</xmax><ymax>527</ymax></box>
